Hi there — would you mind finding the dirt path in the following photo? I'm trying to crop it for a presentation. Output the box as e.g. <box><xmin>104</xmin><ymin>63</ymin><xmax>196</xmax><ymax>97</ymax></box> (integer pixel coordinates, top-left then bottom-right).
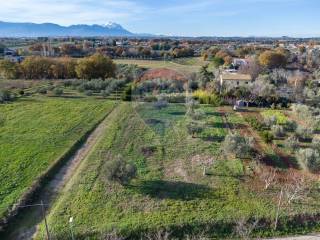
<box><xmin>265</xmin><ymin>234</ymin><xmax>320</xmax><ymax>240</ymax></box>
<box><xmin>1</xmin><ymin>105</ymin><xmax>118</xmax><ymax>240</ymax></box>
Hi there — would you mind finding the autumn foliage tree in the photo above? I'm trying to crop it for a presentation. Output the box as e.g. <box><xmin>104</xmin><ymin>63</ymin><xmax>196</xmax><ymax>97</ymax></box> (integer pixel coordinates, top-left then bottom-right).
<box><xmin>76</xmin><ymin>53</ymin><xmax>116</xmax><ymax>80</ymax></box>
<box><xmin>0</xmin><ymin>59</ymin><xmax>20</xmax><ymax>79</ymax></box>
<box><xmin>259</xmin><ymin>50</ymin><xmax>287</xmax><ymax>69</ymax></box>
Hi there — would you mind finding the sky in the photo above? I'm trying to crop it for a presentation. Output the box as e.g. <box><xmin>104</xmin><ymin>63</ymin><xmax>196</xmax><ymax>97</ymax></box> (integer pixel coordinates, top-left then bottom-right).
<box><xmin>0</xmin><ymin>0</ymin><xmax>319</xmax><ymax>37</ymax></box>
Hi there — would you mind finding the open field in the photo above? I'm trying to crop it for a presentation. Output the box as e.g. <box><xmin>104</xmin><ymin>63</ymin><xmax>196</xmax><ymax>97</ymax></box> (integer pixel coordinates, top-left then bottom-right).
<box><xmin>30</xmin><ymin>104</ymin><xmax>320</xmax><ymax>239</ymax></box>
<box><xmin>0</xmin><ymin>96</ymin><xmax>115</xmax><ymax>222</ymax></box>
<box><xmin>33</xmin><ymin>103</ymin><xmax>271</xmax><ymax>239</ymax></box>
<box><xmin>114</xmin><ymin>57</ymin><xmax>206</xmax><ymax>74</ymax></box>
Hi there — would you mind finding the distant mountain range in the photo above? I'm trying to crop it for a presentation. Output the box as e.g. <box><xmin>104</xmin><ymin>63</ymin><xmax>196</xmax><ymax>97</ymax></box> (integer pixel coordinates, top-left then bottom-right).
<box><xmin>0</xmin><ymin>21</ymin><xmax>134</xmax><ymax>37</ymax></box>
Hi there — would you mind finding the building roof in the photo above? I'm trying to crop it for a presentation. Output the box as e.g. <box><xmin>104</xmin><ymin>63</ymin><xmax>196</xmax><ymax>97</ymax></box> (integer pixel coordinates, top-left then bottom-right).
<box><xmin>221</xmin><ymin>73</ymin><xmax>252</xmax><ymax>81</ymax></box>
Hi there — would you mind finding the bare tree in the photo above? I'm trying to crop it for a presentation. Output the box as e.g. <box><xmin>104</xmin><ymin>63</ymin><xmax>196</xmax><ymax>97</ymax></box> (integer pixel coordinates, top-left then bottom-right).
<box><xmin>234</xmin><ymin>217</ymin><xmax>259</xmax><ymax>240</ymax></box>
<box><xmin>283</xmin><ymin>174</ymin><xmax>309</xmax><ymax>205</ymax></box>
<box><xmin>259</xmin><ymin>167</ymin><xmax>277</xmax><ymax>190</ymax></box>
<box><xmin>274</xmin><ymin>172</ymin><xmax>310</xmax><ymax>230</ymax></box>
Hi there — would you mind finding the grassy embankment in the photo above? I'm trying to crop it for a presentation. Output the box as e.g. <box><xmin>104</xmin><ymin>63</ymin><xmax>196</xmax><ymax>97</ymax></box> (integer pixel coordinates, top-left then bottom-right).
<box><xmin>0</xmin><ymin>96</ymin><xmax>115</xmax><ymax>221</ymax></box>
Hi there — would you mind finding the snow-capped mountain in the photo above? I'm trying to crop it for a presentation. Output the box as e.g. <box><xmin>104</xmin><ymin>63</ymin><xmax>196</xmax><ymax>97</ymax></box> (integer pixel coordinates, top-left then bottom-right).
<box><xmin>0</xmin><ymin>21</ymin><xmax>133</xmax><ymax>37</ymax></box>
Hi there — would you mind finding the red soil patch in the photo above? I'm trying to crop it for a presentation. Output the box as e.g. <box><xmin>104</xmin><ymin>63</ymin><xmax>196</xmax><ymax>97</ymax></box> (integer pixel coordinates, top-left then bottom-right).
<box><xmin>138</xmin><ymin>68</ymin><xmax>188</xmax><ymax>82</ymax></box>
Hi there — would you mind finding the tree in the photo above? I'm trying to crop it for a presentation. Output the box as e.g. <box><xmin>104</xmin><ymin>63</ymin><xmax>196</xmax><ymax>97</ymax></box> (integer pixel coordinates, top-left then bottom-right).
<box><xmin>76</xmin><ymin>53</ymin><xmax>116</xmax><ymax>80</ymax></box>
<box><xmin>296</xmin><ymin>148</ymin><xmax>320</xmax><ymax>172</ymax></box>
<box><xmin>153</xmin><ymin>95</ymin><xmax>168</xmax><ymax>110</ymax></box>
<box><xmin>295</xmin><ymin>126</ymin><xmax>313</xmax><ymax>141</ymax></box>
<box><xmin>0</xmin><ymin>60</ymin><xmax>20</xmax><ymax>79</ymax></box>
<box><xmin>0</xmin><ymin>44</ymin><xmax>5</xmax><ymax>56</ymax></box>
<box><xmin>211</xmin><ymin>57</ymin><xmax>224</xmax><ymax>68</ymax></box>
<box><xmin>259</xmin><ymin>50</ymin><xmax>287</xmax><ymax>69</ymax></box>
<box><xmin>20</xmin><ymin>56</ymin><xmax>53</xmax><ymax>79</ymax></box>
<box><xmin>186</xmin><ymin>120</ymin><xmax>204</xmax><ymax>138</ymax></box>
<box><xmin>185</xmin><ymin>97</ymin><xmax>199</xmax><ymax>117</ymax></box>
<box><xmin>312</xmin><ymin>137</ymin><xmax>320</xmax><ymax>150</ymax></box>
<box><xmin>198</xmin><ymin>64</ymin><xmax>214</xmax><ymax>88</ymax></box>
<box><xmin>53</xmin><ymin>88</ymin><xmax>64</xmax><ymax>96</ymax></box>
<box><xmin>264</xmin><ymin>115</ymin><xmax>277</xmax><ymax>128</ymax></box>
<box><xmin>103</xmin><ymin>155</ymin><xmax>137</xmax><ymax>185</ymax></box>
<box><xmin>285</xmin><ymin>136</ymin><xmax>299</xmax><ymax>153</ymax></box>
<box><xmin>0</xmin><ymin>89</ymin><xmax>14</xmax><ymax>103</ymax></box>
<box><xmin>222</xmin><ymin>133</ymin><xmax>254</xmax><ymax>158</ymax></box>
<box><xmin>274</xmin><ymin>171</ymin><xmax>310</xmax><ymax>230</ymax></box>
<box><xmin>262</xmin><ymin>168</ymin><xmax>277</xmax><ymax>190</ymax></box>
<box><xmin>238</xmin><ymin>59</ymin><xmax>261</xmax><ymax>80</ymax></box>
<box><xmin>271</xmin><ymin>125</ymin><xmax>285</xmax><ymax>138</ymax></box>
<box><xmin>234</xmin><ymin>217</ymin><xmax>259</xmax><ymax>240</ymax></box>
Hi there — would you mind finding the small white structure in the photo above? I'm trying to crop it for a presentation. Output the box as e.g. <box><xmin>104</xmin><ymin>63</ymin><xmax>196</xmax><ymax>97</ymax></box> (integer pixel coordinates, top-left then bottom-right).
<box><xmin>233</xmin><ymin>58</ymin><xmax>249</xmax><ymax>67</ymax></box>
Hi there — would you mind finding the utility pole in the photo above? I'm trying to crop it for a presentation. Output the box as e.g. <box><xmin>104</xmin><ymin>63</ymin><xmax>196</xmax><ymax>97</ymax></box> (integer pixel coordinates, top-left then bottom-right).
<box><xmin>41</xmin><ymin>200</ymin><xmax>51</xmax><ymax>240</ymax></box>
<box><xmin>69</xmin><ymin>217</ymin><xmax>75</xmax><ymax>240</ymax></box>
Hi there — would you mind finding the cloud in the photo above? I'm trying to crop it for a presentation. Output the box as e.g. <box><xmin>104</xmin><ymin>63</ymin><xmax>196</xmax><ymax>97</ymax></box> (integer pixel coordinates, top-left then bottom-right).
<box><xmin>0</xmin><ymin>0</ymin><xmax>146</xmax><ymax>25</ymax></box>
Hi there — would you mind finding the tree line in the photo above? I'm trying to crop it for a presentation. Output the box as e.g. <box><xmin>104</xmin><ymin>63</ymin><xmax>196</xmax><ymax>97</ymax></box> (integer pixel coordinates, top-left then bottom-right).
<box><xmin>0</xmin><ymin>53</ymin><xmax>116</xmax><ymax>80</ymax></box>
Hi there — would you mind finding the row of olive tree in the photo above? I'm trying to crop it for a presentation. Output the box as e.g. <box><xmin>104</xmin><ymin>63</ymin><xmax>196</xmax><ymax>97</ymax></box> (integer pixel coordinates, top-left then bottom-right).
<box><xmin>0</xmin><ymin>53</ymin><xmax>116</xmax><ymax>80</ymax></box>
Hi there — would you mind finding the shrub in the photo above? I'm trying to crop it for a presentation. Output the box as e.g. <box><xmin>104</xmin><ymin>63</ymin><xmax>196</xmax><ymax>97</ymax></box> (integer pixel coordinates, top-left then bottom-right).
<box><xmin>143</xmin><ymin>95</ymin><xmax>157</xmax><ymax>102</ymax></box>
<box><xmin>285</xmin><ymin>120</ymin><xmax>297</xmax><ymax>132</ymax></box>
<box><xmin>260</xmin><ymin>131</ymin><xmax>274</xmax><ymax>143</ymax></box>
<box><xmin>0</xmin><ymin>113</ymin><xmax>5</xmax><ymax>126</ymax></box>
<box><xmin>312</xmin><ymin>138</ymin><xmax>320</xmax><ymax>150</ymax></box>
<box><xmin>53</xmin><ymin>88</ymin><xmax>64</xmax><ymax>96</ymax></box>
<box><xmin>264</xmin><ymin>115</ymin><xmax>277</xmax><ymax>128</ymax></box>
<box><xmin>0</xmin><ymin>89</ymin><xmax>14</xmax><ymax>103</ymax></box>
<box><xmin>186</xmin><ymin>97</ymin><xmax>199</xmax><ymax>118</ymax></box>
<box><xmin>101</xmin><ymin>90</ymin><xmax>110</xmax><ymax>98</ymax></box>
<box><xmin>245</xmin><ymin>116</ymin><xmax>265</xmax><ymax>131</ymax></box>
<box><xmin>77</xmin><ymin>85</ymin><xmax>85</xmax><ymax>92</ymax></box>
<box><xmin>153</xmin><ymin>95</ymin><xmax>168</xmax><ymax>110</ymax></box>
<box><xmin>165</xmin><ymin>94</ymin><xmax>185</xmax><ymax>103</ymax></box>
<box><xmin>192</xmin><ymin>90</ymin><xmax>221</xmax><ymax>106</ymax></box>
<box><xmin>271</xmin><ymin>125</ymin><xmax>285</xmax><ymax>138</ymax></box>
<box><xmin>37</xmin><ymin>87</ymin><xmax>48</xmax><ymax>95</ymax></box>
<box><xmin>285</xmin><ymin>136</ymin><xmax>299</xmax><ymax>153</ymax></box>
<box><xmin>222</xmin><ymin>133</ymin><xmax>254</xmax><ymax>158</ymax></box>
<box><xmin>296</xmin><ymin>148</ymin><xmax>320</xmax><ymax>172</ymax></box>
<box><xmin>192</xmin><ymin>109</ymin><xmax>206</xmax><ymax>120</ymax></box>
<box><xmin>103</xmin><ymin>155</ymin><xmax>137</xmax><ymax>185</ymax></box>
<box><xmin>122</xmin><ymin>85</ymin><xmax>132</xmax><ymax>101</ymax></box>
<box><xmin>295</xmin><ymin>126</ymin><xmax>313</xmax><ymax>141</ymax></box>
<box><xmin>153</xmin><ymin>100</ymin><xmax>168</xmax><ymax>110</ymax></box>
<box><xmin>186</xmin><ymin>121</ymin><xmax>204</xmax><ymax>137</ymax></box>
<box><xmin>85</xmin><ymin>90</ymin><xmax>93</xmax><ymax>96</ymax></box>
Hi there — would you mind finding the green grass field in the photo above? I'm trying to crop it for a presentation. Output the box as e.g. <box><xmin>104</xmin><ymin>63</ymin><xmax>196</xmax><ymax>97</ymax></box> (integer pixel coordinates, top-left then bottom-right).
<box><xmin>35</xmin><ymin>103</ymin><xmax>280</xmax><ymax>239</ymax></box>
<box><xmin>114</xmin><ymin>58</ymin><xmax>205</xmax><ymax>74</ymax></box>
<box><xmin>261</xmin><ymin>110</ymin><xmax>288</xmax><ymax>125</ymax></box>
<box><xmin>0</xmin><ymin>96</ymin><xmax>115</xmax><ymax>220</ymax></box>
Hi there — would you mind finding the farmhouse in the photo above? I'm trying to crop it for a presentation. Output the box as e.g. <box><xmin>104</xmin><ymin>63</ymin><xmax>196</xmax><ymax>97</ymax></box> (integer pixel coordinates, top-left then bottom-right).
<box><xmin>219</xmin><ymin>72</ymin><xmax>252</xmax><ymax>88</ymax></box>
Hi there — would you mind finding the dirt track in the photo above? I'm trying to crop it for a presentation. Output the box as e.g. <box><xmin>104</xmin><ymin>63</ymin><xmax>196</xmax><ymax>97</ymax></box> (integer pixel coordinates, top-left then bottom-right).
<box><xmin>1</xmin><ymin>105</ymin><xmax>117</xmax><ymax>240</ymax></box>
<box><xmin>265</xmin><ymin>234</ymin><xmax>320</xmax><ymax>240</ymax></box>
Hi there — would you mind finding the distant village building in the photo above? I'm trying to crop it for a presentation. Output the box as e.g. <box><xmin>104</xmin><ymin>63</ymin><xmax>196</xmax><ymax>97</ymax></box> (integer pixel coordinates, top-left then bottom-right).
<box><xmin>116</xmin><ymin>40</ymin><xmax>128</xmax><ymax>47</ymax></box>
<box><xmin>219</xmin><ymin>73</ymin><xmax>252</xmax><ymax>88</ymax></box>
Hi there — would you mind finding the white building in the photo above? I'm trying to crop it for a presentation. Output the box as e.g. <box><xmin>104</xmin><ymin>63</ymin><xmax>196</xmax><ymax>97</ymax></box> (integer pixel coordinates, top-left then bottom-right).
<box><xmin>220</xmin><ymin>73</ymin><xmax>252</xmax><ymax>88</ymax></box>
